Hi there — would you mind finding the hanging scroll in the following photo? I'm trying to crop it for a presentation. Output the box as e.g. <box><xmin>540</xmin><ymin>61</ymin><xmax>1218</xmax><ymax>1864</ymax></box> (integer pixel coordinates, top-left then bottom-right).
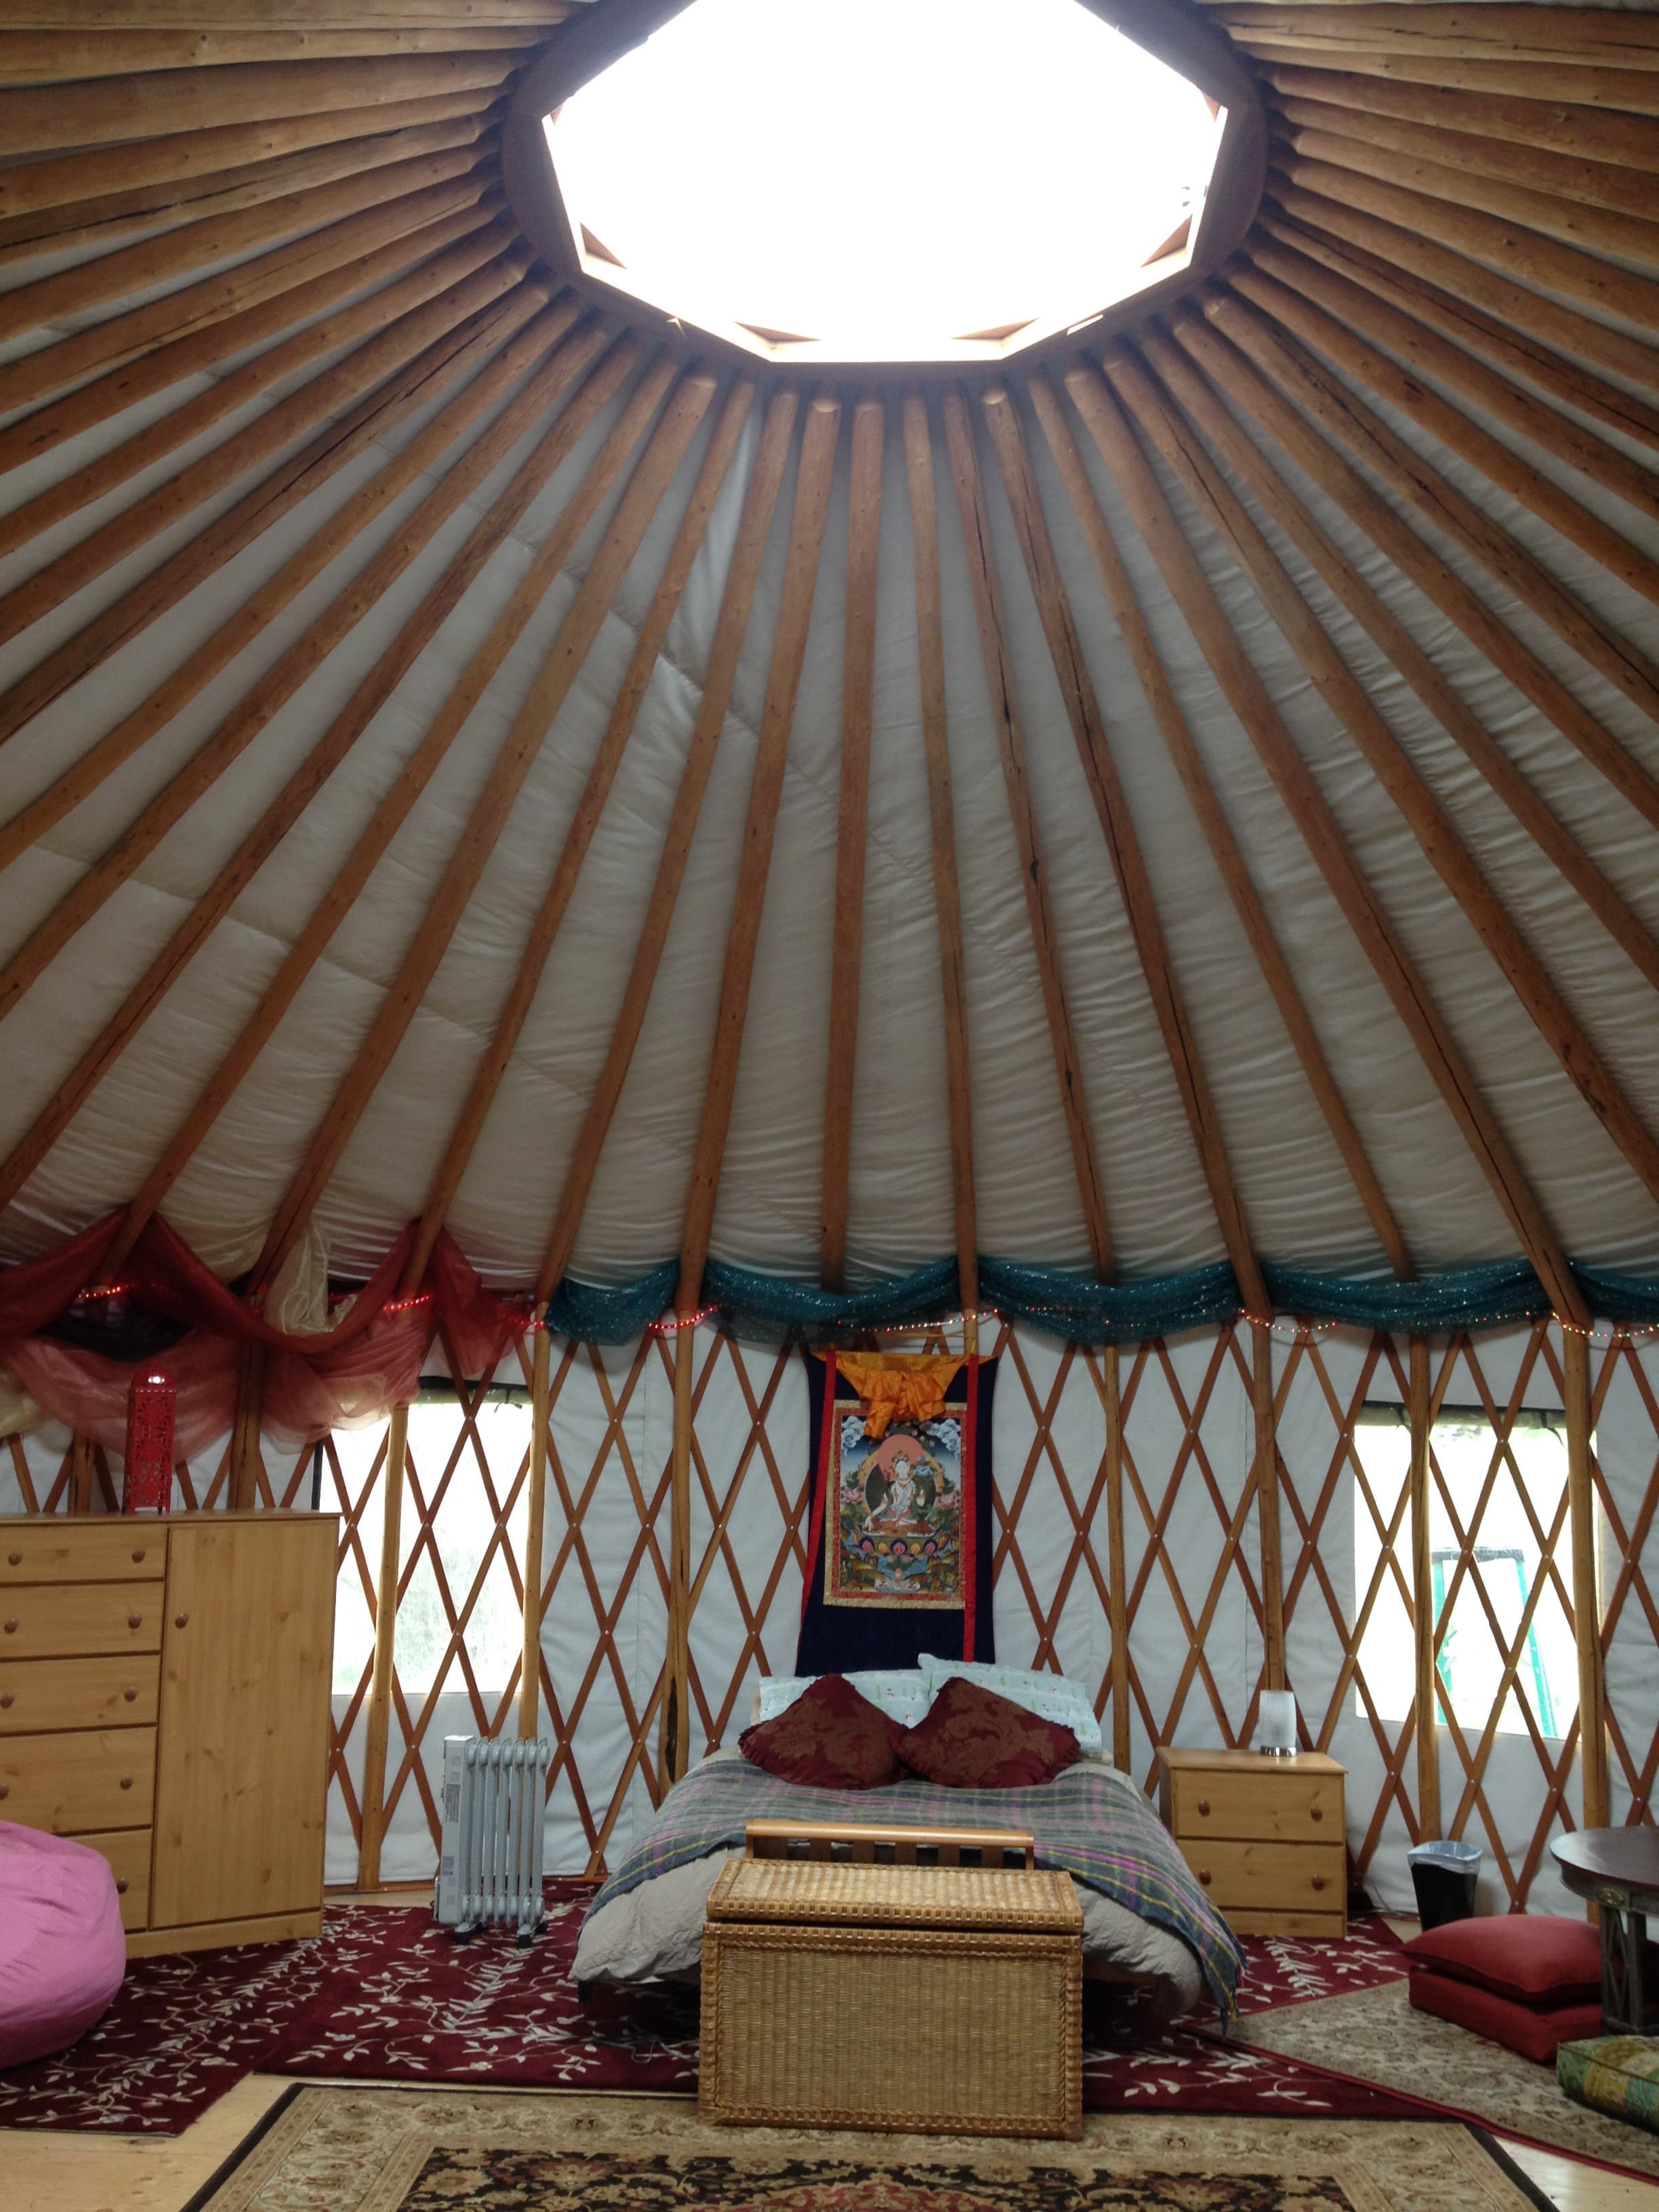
<box><xmin>797</xmin><ymin>1350</ymin><xmax>996</xmax><ymax>1674</ymax></box>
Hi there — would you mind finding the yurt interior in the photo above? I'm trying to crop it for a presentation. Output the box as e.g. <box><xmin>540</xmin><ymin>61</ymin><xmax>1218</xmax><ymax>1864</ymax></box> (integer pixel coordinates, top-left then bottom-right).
<box><xmin>3</xmin><ymin>0</ymin><xmax>1659</xmax><ymax>2205</ymax></box>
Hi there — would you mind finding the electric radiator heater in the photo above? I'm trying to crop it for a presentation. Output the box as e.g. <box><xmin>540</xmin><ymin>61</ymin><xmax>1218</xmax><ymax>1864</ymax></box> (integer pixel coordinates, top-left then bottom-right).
<box><xmin>435</xmin><ymin>1735</ymin><xmax>552</xmax><ymax>1942</ymax></box>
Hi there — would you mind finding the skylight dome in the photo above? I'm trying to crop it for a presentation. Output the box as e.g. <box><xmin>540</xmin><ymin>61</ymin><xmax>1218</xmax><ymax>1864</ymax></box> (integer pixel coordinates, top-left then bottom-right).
<box><xmin>540</xmin><ymin>0</ymin><xmax>1229</xmax><ymax>364</ymax></box>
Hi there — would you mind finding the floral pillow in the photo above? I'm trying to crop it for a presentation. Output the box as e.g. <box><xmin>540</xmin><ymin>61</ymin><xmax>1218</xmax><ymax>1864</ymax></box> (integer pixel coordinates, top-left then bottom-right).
<box><xmin>920</xmin><ymin>1655</ymin><xmax>1102</xmax><ymax>1755</ymax></box>
<box><xmin>739</xmin><ymin>1673</ymin><xmax>903</xmax><ymax>1788</ymax></box>
<box><xmin>895</xmin><ymin>1675</ymin><xmax>1080</xmax><ymax>1789</ymax></box>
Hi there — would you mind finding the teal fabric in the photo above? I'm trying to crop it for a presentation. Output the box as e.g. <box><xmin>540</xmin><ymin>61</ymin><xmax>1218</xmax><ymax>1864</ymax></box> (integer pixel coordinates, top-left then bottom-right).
<box><xmin>542</xmin><ymin>1253</ymin><xmax>1659</xmax><ymax>1349</ymax></box>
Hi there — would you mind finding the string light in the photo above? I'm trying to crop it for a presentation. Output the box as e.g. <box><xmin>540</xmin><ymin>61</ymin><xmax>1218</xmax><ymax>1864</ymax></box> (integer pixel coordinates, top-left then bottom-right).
<box><xmin>382</xmin><ymin>1292</ymin><xmax>433</xmax><ymax>1314</ymax></box>
<box><xmin>1238</xmin><ymin>1307</ymin><xmax>1336</xmax><ymax>1345</ymax></box>
<box><xmin>650</xmin><ymin>1305</ymin><xmax>719</xmax><ymax>1335</ymax></box>
<box><xmin>73</xmin><ymin>1281</ymin><xmax>135</xmax><ymax>1301</ymax></box>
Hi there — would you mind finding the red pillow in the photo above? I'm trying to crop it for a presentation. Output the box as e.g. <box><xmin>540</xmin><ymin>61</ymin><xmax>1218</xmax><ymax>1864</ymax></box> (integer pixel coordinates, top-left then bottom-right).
<box><xmin>1404</xmin><ymin>1914</ymin><xmax>1615</xmax><ymax>2007</ymax></box>
<box><xmin>738</xmin><ymin>1673</ymin><xmax>902</xmax><ymax>1788</ymax></box>
<box><xmin>895</xmin><ymin>1675</ymin><xmax>1080</xmax><ymax>1788</ymax></box>
<box><xmin>1408</xmin><ymin>1967</ymin><xmax>1603</xmax><ymax>2064</ymax></box>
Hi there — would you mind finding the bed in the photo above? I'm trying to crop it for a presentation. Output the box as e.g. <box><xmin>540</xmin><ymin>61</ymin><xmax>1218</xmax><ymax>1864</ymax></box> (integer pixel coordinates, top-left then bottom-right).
<box><xmin>574</xmin><ymin>1747</ymin><xmax>1245</xmax><ymax>2022</ymax></box>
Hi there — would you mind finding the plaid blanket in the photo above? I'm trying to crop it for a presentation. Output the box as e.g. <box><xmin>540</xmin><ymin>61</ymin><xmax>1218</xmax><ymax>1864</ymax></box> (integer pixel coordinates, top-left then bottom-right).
<box><xmin>588</xmin><ymin>1756</ymin><xmax>1244</xmax><ymax>2024</ymax></box>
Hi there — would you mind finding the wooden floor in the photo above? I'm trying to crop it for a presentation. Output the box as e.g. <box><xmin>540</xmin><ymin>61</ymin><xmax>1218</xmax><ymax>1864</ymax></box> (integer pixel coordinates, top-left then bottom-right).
<box><xmin>7</xmin><ymin>1908</ymin><xmax>1658</xmax><ymax>2211</ymax></box>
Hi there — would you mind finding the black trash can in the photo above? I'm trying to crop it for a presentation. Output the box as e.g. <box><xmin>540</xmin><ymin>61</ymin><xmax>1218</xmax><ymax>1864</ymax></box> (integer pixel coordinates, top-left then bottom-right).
<box><xmin>1408</xmin><ymin>1840</ymin><xmax>1481</xmax><ymax>1929</ymax></box>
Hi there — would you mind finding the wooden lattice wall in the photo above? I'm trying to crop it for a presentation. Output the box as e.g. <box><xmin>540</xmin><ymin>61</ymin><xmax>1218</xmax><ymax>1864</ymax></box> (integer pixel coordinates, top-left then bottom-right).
<box><xmin>3</xmin><ymin>1314</ymin><xmax>1653</xmax><ymax>1905</ymax></box>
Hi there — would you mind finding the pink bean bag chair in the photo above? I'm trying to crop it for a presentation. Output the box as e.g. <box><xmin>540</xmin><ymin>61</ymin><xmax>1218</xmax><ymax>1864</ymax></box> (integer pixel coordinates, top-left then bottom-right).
<box><xmin>0</xmin><ymin>1822</ymin><xmax>126</xmax><ymax>2068</ymax></box>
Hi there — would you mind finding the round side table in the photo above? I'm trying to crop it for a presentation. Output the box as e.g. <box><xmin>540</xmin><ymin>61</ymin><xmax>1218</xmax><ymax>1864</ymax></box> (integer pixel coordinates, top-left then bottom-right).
<box><xmin>1551</xmin><ymin>1828</ymin><xmax>1659</xmax><ymax>2034</ymax></box>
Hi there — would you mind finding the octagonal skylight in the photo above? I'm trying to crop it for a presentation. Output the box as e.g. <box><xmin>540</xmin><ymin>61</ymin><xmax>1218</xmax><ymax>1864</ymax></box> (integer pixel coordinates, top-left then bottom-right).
<box><xmin>539</xmin><ymin>0</ymin><xmax>1228</xmax><ymax>365</ymax></box>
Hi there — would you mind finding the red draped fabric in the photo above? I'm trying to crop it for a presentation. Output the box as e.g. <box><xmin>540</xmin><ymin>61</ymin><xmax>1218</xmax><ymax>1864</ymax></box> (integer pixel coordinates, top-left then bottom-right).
<box><xmin>0</xmin><ymin>1216</ymin><xmax>531</xmax><ymax>1455</ymax></box>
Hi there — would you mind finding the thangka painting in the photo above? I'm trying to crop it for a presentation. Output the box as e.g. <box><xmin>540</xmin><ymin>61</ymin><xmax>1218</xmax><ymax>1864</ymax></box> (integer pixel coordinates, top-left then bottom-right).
<box><xmin>797</xmin><ymin>1350</ymin><xmax>997</xmax><ymax>1675</ymax></box>
<box><xmin>827</xmin><ymin>1412</ymin><xmax>964</xmax><ymax>1609</ymax></box>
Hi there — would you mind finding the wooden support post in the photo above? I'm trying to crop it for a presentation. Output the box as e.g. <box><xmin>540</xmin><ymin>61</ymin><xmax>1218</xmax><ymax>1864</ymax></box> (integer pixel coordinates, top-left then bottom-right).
<box><xmin>227</xmin><ymin>1338</ymin><xmax>266</xmax><ymax>1511</ymax></box>
<box><xmin>1103</xmin><ymin>1343</ymin><xmax>1131</xmax><ymax>1774</ymax></box>
<box><xmin>1409</xmin><ymin>1334</ymin><xmax>1441</xmax><ymax>1841</ymax></box>
<box><xmin>518</xmin><ymin>1318</ymin><xmax>551</xmax><ymax>1741</ymax></box>
<box><xmin>68</xmin><ymin>1431</ymin><xmax>92</xmax><ymax>1517</ymax></box>
<box><xmin>1253</xmin><ymin>1320</ymin><xmax>1286</xmax><ymax>1696</ymax></box>
<box><xmin>1565</xmin><ymin>1328</ymin><xmax>1610</xmax><ymax>1832</ymax></box>
<box><xmin>357</xmin><ymin>1399</ymin><xmax>407</xmax><ymax>1892</ymax></box>
<box><xmin>663</xmin><ymin>1320</ymin><xmax>695</xmax><ymax>1787</ymax></box>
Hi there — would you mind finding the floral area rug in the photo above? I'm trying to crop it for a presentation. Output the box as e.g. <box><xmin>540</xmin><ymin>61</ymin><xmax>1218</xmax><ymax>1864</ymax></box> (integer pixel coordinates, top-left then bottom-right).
<box><xmin>1237</xmin><ymin>1977</ymin><xmax>1659</xmax><ymax>2181</ymax></box>
<box><xmin>0</xmin><ymin>1884</ymin><xmax>1412</xmax><ymax>2137</ymax></box>
<box><xmin>182</xmin><ymin>2087</ymin><xmax>1552</xmax><ymax>2212</ymax></box>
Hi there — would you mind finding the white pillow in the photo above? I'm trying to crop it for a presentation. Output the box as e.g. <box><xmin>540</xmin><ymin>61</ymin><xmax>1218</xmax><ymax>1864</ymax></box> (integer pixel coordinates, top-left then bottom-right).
<box><xmin>754</xmin><ymin>1669</ymin><xmax>933</xmax><ymax>1729</ymax></box>
<box><xmin>918</xmin><ymin>1654</ymin><xmax>1103</xmax><ymax>1755</ymax></box>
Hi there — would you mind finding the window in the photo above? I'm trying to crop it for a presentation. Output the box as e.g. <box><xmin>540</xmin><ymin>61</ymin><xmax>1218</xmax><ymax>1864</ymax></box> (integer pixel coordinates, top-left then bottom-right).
<box><xmin>1353</xmin><ymin>1404</ymin><xmax>1580</xmax><ymax>1740</ymax></box>
<box><xmin>329</xmin><ymin>1389</ymin><xmax>532</xmax><ymax>1702</ymax></box>
<box><xmin>540</xmin><ymin>0</ymin><xmax>1225</xmax><ymax>363</ymax></box>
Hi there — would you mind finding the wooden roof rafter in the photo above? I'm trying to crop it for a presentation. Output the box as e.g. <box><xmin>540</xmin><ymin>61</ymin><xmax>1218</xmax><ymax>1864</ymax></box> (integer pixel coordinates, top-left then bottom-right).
<box><xmin>1063</xmin><ymin>358</ymin><xmax>1591</xmax><ymax>1326</ymax></box>
<box><xmin>1109</xmin><ymin>342</ymin><xmax>1659</xmax><ymax>1211</ymax></box>
<box><xmin>250</xmin><ymin>346</ymin><xmax>712</xmax><ymax>1292</ymax></box>
<box><xmin>979</xmin><ymin>378</ymin><xmax>1267</xmax><ymax>1314</ymax></box>
<box><xmin>819</xmin><ymin>394</ymin><xmax>884</xmax><ymax>1295</ymax></box>
<box><xmin>1023</xmin><ymin>364</ymin><xmax>1412</xmax><ymax>1281</ymax></box>
<box><xmin>900</xmin><ymin>392</ymin><xmax>979</xmax><ymax>1312</ymax></box>
<box><xmin>673</xmin><ymin>390</ymin><xmax>844</xmax><ymax>1318</ymax></box>
<box><xmin>0</xmin><ymin>309</ymin><xmax>624</xmax><ymax>1240</ymax></box>
<box><xmin>938</xmin><ymin>386</ymin><xmax>1115</xmax><ymax>1281</ymax></box>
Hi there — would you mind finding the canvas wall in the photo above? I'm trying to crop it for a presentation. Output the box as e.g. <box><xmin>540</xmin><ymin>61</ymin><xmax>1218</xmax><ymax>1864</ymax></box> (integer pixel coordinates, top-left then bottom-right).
<box><xmin>4</xmin><ymin>1313</ymin><xmax>1653</xmax><ymax>1910</ymax></box>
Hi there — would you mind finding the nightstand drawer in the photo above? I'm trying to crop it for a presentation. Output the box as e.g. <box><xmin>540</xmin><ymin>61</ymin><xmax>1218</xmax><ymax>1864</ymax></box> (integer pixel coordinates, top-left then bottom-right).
<box><xmin>0</xmin><ymin>1653</ymin><xmax>160</xmax><ymax>1733</ymax></box>
<box><xmin>1178</xmin><ymin>1839</ymin><xmax>1346</xmax><ymax>1914</ymax></box>
<box><xmin>1</xmin><ymin>1527</ymin><xmax>165</xmax><ymax>1585</ymax></box>
<box><xmin>0</xmin><ymin>1726</ymin><xmax>157</xmax><ymax>1830</ymax></box>
<box><xmin>0</xmin><ymin>1583</ymin><xmax>164</xmax><ymax>1659</ymax></box>
<box><xmin>1170</xmin><ymin>1767</ymin><xmax>1342</xmax><ymax>1843</ymax></box>
<box><xmin>76</xmin><ymin>1827</ymin><xmax>152</xmax><ymax>1930</ymax></box>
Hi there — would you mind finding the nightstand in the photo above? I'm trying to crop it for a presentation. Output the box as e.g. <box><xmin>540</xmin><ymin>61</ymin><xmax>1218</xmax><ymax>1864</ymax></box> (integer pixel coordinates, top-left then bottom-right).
<box><xmin>1156</xmin><ymin>1745</ymin><xmax>1347</xmax><ymax>1938</ymax></box>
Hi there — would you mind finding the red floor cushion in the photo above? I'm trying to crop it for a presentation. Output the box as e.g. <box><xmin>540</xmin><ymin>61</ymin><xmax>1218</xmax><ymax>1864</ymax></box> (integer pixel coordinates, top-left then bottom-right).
<box><xmin>1404</xmin><ymin>1913</ymin><xmax>1637</xmax><ymax>2007</ymax></box>
<box><xmin>1409</xmin><ymin>1966</ymin><xmax>1603</xmax><ymax>2064</ymax></box>
<box><xmin>738</xmin><ymin>1672</ymin><xmax>902</xmax><ymax>1788</ymax></box>
<box><xmin>0</xmin><ymin>1822</ymin><xmax>126</xmax><ymax>2069</ymax></box>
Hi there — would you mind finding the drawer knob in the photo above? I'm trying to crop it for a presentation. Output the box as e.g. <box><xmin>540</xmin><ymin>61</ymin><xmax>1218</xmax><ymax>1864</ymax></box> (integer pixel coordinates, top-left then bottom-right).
<box><xmin>1311</xmin><ymin>1875</ymin><xmax>1326</xmax><ymax>1892</ymax></box>
<box><xmin>0</xmin><ymin>1784</ymin><xmax>9</xmax><ymax>1799</ymax></box>
<box><xmin>0</xmin><ymin>1693</ymin><xmax>12</xmax><ymax>1709</ymax></box>
<box><xmin>1197</xmin><ymin>1868</ymin><xmax>1212</xmax><ymax>1887</ymax></box>
<box><xmin>5</xmin><ymin>1551</ymin><xmax>19</xmax><ymax>1566</ymax></box>
<box><xmin>173</xmin><ymin>1613</ymin><xmax>188</xmax><ymax>1630</ymax></box>
<box><xmin>123</xmin><ymin>1687</ymin><xmax>137</xmax><ymax>1703</ymax></box>
<box><xmin>116</xmin><ymin>1879</ymin><xmax>129</xmax><ymax>1895</ymax></box>
<box><xmin>131</xmin><ymin>1549</ymin><xmax>146</xmax><ymax>1564</ymax></box>
<box><xmin>119</xmin><ymin>1774</ymin><xmax>134</xmax><ymax>1790</ymax></box>
<box><xmin>1311</xmin><ymin>1807</ymin><xmax>1323</xmax><ymax>1823</ymax></box>
<box><xmin>2</xmin><ymin>1619</ymin><xmax>15</xmax><ymax>1635</ymax></box>
<box><xmin>1196</xmin><ymin>1799</ymin><xmax>1210</xmax><ymax>1817</ymax></box>
<box><xmin>127</xmin><ymin>1614</ymin><xmax>142</xmax><ymax>1630</ymax></box>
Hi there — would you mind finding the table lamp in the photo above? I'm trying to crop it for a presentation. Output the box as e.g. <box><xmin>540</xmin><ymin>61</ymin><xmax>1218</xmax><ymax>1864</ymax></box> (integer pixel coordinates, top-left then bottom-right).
<box><xmin>1256</xmin><ymin>1687</ymin><xmax>1298</xmax><ymax>1757</ymax></box>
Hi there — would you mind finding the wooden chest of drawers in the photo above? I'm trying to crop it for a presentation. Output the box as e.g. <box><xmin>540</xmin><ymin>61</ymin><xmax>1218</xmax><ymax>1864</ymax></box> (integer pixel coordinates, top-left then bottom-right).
<box><xmin>1157</xmin><ymin>1745</ymin><xmax>1347</xmax><ymax>1938</ymax></box>
<box><xmin>1</xmin><ymin>1511</ymin><xmax>336</xmax><ymax>1957</ymax></box>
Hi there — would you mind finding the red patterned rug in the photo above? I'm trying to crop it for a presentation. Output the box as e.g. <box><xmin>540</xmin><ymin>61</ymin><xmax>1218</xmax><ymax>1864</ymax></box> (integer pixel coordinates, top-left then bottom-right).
<box><xmin>0</xmin><ymin>1883</ymin><xmax>1416</xmax><ymax>2135</ymax></box>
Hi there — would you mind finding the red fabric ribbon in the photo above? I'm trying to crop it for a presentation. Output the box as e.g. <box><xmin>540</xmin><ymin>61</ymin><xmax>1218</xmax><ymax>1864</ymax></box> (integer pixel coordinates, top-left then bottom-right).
<box><xmin>0</xmin><ymin>1214</ymin><xmax>529</xmax><ymax>1454</ymax></box>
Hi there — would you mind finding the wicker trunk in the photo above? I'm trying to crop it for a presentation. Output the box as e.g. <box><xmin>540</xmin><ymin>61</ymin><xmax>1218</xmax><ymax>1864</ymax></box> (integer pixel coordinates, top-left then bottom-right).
<box><xmin>699</xmin><ymin>1857</ymin><xmax>1083</xmax><ymax>2139</ymax></box>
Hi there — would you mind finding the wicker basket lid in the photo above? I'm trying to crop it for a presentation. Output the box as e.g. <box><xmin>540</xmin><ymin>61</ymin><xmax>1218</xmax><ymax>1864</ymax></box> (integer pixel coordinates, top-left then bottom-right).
<box><xmin>706</xmin><ymin>1856</ymin><xmax>1082</xmax><ymax>1933</ymax></box>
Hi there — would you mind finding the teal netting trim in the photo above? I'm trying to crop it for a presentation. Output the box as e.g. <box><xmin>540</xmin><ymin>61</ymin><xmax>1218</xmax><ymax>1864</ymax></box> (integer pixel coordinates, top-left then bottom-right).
<box><xmin>543</xmin><ymin>1254</ymin><xmax>1659</xmax><ymax>1348</ymax></box>
<box><xmin>544</xmin><ymin>1263</ymin><xmax>676</xmax><ymax>1344</ymax></box>
<box><xmin>703</xmin><ymin>1256</ymin><xmax>962</xmax><ymax>1346</ymax></box>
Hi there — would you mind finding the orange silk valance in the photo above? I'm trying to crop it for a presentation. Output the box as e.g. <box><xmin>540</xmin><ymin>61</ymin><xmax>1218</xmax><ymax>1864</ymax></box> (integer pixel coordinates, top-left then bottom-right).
<box><xmin>836</xmin><ymin>1351</ymin><xmax>966</xmax><ymax>1440</ymax></box>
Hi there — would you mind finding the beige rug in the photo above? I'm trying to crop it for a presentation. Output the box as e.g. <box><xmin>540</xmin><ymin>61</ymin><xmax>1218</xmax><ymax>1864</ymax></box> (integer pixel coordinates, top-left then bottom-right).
<box><xmin>1234</xmin><ymin>1978</ymin><xmax>1659</xmax><ymax>2179</ymax></box>
<box><xmin>187</xmin><ymin>2085</ymin><xmax>1551</xmax><ymax>2211</ymax></box>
